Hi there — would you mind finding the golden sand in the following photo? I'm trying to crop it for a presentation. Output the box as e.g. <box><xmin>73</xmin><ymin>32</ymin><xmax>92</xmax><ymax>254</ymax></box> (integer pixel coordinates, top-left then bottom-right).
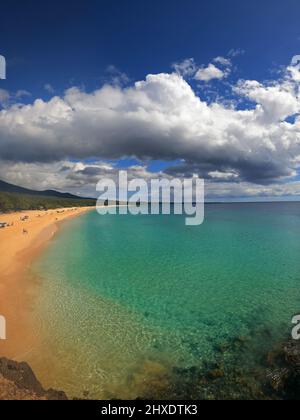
<box><xmin>0</xmin><ymin>207</ymin><xmax>94</xmax><ymax>359</ymax></box>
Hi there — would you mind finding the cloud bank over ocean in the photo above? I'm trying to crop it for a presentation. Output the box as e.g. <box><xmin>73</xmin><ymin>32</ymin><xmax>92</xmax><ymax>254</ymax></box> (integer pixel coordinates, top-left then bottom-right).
<box><xmin>1</xmin><ymin>57</ymin><xmax>300</xmax><ymax>200</ymax></box>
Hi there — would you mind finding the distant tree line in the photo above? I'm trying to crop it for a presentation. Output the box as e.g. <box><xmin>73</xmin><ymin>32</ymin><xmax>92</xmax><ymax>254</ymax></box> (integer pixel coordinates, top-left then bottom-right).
<box><xmin>0</xmin><ymin>191</ymin><xmax>96</xmax><ymax>213</ymax></box>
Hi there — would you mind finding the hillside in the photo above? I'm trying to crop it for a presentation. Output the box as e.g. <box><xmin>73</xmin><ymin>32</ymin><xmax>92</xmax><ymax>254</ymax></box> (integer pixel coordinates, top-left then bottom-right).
<box><xmin>0</xmin><ymin>179</ymin><xmax>91</xmax><ymax>200</ymax></box>
<box><xmin>0</xmin><ymin>180</ymin><xmax>96</xmax><ymax>213</ymax></box>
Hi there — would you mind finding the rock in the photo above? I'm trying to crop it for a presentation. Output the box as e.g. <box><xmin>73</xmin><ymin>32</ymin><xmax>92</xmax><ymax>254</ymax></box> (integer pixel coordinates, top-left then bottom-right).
<box><xmin>45</xmin><ymin>389</ymin><xmax>68</xmax><ymax>400</ymax></box>
<box><xmin>208</xmin><ymin>369</ymin><xmax>225</xmax><ymax>379</ymax></box>
<box><xmin>264</xmin><ymin>339</ymin><xmax>300</xmax><ymax>398</ymax></box>
<box><xmin>0</xmin><ymin>358</ymin><xmax>44</xmax><ymax>396</ymax></box>
<box><xmin>0</xmin><ymin>358</ymin><xmax>67</xmax><ymax>400</ymax></box>
<box><xmin>284</xmin><ymin>340</ymin><xmax>300</xmax><ymax>371</ymax></box>
<box><xmin>266</xmin><ymin>351</ymin><xmax>278</xmax><ymax>367</ymax></box>
<box><xmin>267</xmin><ymin>368</ymin><xmax>290</xmax><ymax>392</ymax></box>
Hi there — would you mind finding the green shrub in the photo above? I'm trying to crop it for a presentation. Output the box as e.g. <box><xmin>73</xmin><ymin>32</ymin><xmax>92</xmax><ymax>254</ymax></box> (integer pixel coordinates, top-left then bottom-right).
<box><xmin>0</xmin><ymin>191</ymin><xmax>96</xmax><ymax>213</ymax></box>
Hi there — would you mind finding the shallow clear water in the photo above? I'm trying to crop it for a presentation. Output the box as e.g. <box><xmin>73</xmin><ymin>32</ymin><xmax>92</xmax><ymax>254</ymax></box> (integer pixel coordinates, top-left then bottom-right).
<box><xmin>28</xmin><ymin>203</ymin><xmax>300</xmax><ymax>399</ymax></box>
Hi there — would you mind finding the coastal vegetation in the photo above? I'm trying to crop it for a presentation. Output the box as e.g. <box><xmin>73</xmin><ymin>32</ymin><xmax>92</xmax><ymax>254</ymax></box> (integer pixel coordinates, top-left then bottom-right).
<box><xmin>0</xmin><ymin>190</ymin><xmax>96</xmax><ymax>213</ymax></box>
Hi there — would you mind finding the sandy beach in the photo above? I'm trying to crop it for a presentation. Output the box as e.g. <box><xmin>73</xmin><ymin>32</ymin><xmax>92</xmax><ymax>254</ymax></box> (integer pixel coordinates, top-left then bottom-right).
<box><xmin>0</xmin><ymin>207</ymin><xmax>94</xmax><ymax>360</ymax></box>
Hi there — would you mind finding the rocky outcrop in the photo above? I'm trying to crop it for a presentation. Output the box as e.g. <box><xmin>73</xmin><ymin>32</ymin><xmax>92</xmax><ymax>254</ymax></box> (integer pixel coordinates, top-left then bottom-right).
<box><xmin>266</xmin><ymin>339</ymin><xmax>300</xmax><ymax>399</ymax></box>
<box><xmin>0</xmin><ymin>358</ymin><xmax>68</xmax><ymax>400</ymax></box>
<box><xmin>1</xmin><ymin>337</ymin><xmax>300</xmax><ymax>400</ymax></box>
<box><xmin>284</xmin><ymin>340</ymin><xmax>300</xmax><ymax>371</ymax></box>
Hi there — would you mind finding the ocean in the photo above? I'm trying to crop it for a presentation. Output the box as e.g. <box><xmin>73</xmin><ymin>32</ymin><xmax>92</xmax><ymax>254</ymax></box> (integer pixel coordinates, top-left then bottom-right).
<box><xmin>27</xmin><ymin>202</ymin><xmax>300</xmax><ymax>399</ymax></box>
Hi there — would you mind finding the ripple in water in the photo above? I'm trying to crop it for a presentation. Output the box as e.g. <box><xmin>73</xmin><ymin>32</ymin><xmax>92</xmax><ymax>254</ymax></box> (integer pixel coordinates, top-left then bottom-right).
<box><xmin>26</xmin><ymin>203</ymin><xmax>300</xmax><ymax>399</ymax></box>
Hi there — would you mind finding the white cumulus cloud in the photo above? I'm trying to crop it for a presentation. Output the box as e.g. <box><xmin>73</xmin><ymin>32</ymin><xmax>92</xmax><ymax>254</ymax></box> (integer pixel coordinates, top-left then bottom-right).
<box><xmin>0</xmin><ymin>58</ymin><xmax>300</xmax><ymax>198</ymax></box>
<box><xmin>195</xmin><ymin>63</ymin><xmax>225</xmax><ymax>82</ymax></box>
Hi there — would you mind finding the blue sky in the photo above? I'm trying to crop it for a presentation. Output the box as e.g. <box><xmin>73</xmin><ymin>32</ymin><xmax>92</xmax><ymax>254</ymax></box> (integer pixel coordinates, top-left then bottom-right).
<box><xmin>1</xmin><ymin>0</ymin><xmax>300</xmax><ymax>200</ymax></box>
<box><xmin>2</xmin><ymin>0</ymin><xmax>300</xmax><ymax>98</ymax></box>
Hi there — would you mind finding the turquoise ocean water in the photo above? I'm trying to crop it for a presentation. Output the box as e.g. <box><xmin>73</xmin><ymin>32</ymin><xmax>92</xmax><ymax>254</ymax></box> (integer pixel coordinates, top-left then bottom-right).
<box><xmin>27</xmin><ymin>203</ymin><xmax>300</xmax><ymax>399</ymax></box>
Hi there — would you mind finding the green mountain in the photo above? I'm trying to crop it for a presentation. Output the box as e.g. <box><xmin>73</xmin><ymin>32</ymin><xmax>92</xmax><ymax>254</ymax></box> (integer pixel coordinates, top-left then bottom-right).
<box><xmin>0</xmin><ymin>179</ymin><xmax>91</xmax><ymax>199</ymax></box>
<box><xmin>0</xmin><ymin>180</ymin><xmax>96</xmax><ymax>213</ymax></box>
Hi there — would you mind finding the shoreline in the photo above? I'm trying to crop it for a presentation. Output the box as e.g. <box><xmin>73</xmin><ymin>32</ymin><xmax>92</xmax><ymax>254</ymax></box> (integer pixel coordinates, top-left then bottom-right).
<box><xmin>0</xmin><ymin>206</ymin><xmax>300</xmax><ymax>399</ymax></box>
<box><xmin>0</xmin><ymin>207</ymin><xmax>300</xmax><ymax>400</ymax></box>
<box><xmin>0</xmin><ymin>207</ymin><xmax>94</xmax><ymax>361</ymax></box>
